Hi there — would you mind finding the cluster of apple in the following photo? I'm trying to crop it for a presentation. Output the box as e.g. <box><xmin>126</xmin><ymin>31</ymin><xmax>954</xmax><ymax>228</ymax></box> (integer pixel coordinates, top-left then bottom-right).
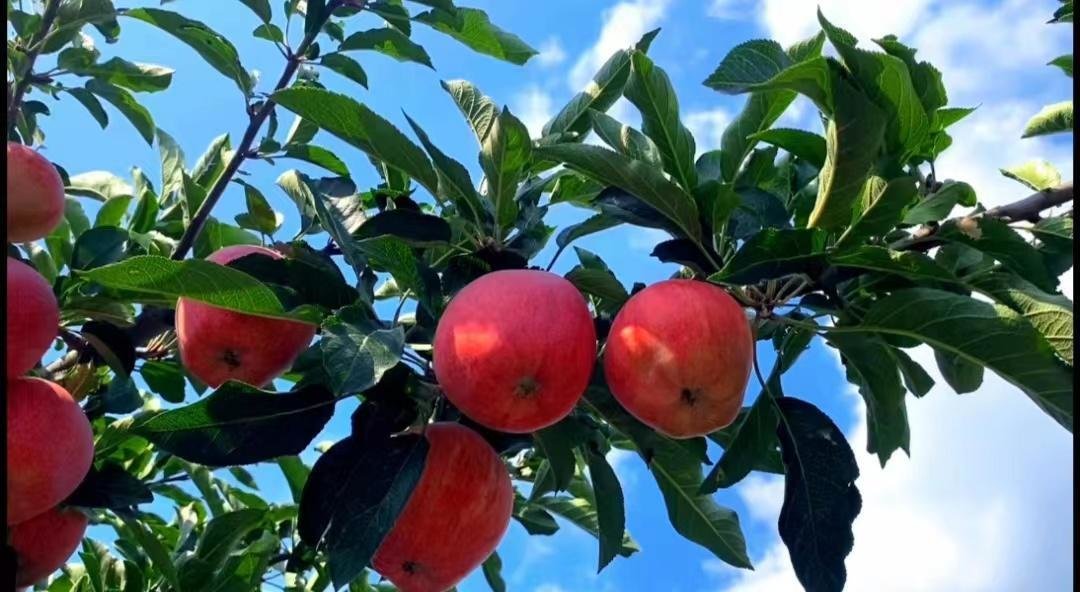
<box><xmin>7</xmin><ymin>143</ymin><xmax>97</xmax><ymax>589</ymax></box>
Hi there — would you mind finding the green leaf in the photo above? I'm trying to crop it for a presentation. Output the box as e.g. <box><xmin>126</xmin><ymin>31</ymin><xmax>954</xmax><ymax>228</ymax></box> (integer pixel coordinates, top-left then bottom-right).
<box><xmin>970</xmin><ymin>272</ymin><xmax>1073</xmax><ymax>366</ymax></box>
<box><xmin>319</xmin><ymin>53</ymin><xmax>368</xmax><ymax>88</ymax></box>
<box><xmin>132</xmin><ymin>383</ymin><xmax>336</xmax><ymax>466</ymax></box>
<box><xmin>85</xmin><ymin>80</ymin><xmax>155</xmax><ymax>144</ymax></box>
<box><xmin>414</xmin><ymin>7</ymin><xmax>537</xmax><ymax>65</ymax></box>
<box><xmin>775</xmin><ymin>396</ymin><xmax>861</xmax><ymax>592</ymax></box>
<box><xmin>556</xmin><ymin>213</ymin><xmax>621</xmax><ymax>251</ymax></box>
<box><xmin>64</xmin><ymin>87</ymin><xmax>109</xmax><ymax>128</ymax></box>
<box><xmin>480</xmin><ymin>108</ymin><xmax>531</xmax><ymax>231</ymax></box>
<box><xmin>584</xmin><ymin>447</ymin><xmax>627</xmax><ymax>572</ymax></box>
<box><xmin>481</xmin><ymin>552</ymin><xmax>506</xmax><ymax>592</ymax></box>
<box><xmin>589</xmin><ymin>110</ymin><xmax>662</xmax><ymax>166</ymax></box>
<box><xmin>94</xmin><ymin>196</ymin><xmax>131</xmax><ymax>228</ymax></box>
<box><xmin>829</xmin><ymin>246</ymin><xmax>959</xmax><ymax>284</ymax></box>
<box><xmin>835</xmin><ymin>176</ymin><xmax>918</xmax><ymax>249</ymax></box>
<box><xmin>889</xmin><ymin>347</ymin><xmax>935</xmax><ymax>397</ymax></box>
<box><xmin>901</xmin><ymin>181</ymin><xmax>976</xmax><ymax>225</ymax></box>
<box><xmin>828</xmin><ymin>334</ymin><xmax>909</xmax><ymax>465</ymax></box>
<box><xmin>440</xmin><ymin>79</ymin><xmax>499</xmax><ymax>144</ymax></box>
<box><xmin>141</xmin><ymin>360</ymin><xmax>187</xmax><ymax>403</ymax></box>
<box><xmin>280</xmin><ymin>144</ymin><xmax>351</xmax><ymax>176</ymax></box>
<box><xmin>718</xmin><ymin>91</ymin><xmax>798</xmax><ymax>182</ymax></box>
<box><xmin>533</xmin><ymin>419</ymin><xmax>586</xmax><ymax>493</ymax></box>
<box><xmin>195</xmin><ymin>509</ymin><xmax>267</xmax><ymax>571</ymax></box>
<box><xmin>1032</xmin><ymin>215</ymin><xmax>1074</xmax><ymax>278</ymax></box>
<box><xmin>237</xmin><ymin>0</ymin><xmax>272</xmax><ymax>22</ymax></box>
<box><xmin>118</xmin><ymin>515</ymin><xmax>179</xmax><ymax>589</ymax></box>
<box><xmin>535</xmin><ymin>143</ymin><xmax>702</xmax><ymax>243</ymax></box>
<box><xmin>935</xmin><ymin>217</ymin><xmax>1056</xmax><ymax>292</ymax></box>
<box><xmin>713</xmin><ymin>228</ymin><xmax>827</xmax><ymax>284</ymax></box>
<box><xmin>191</xmin><ymin>132</ymin><xmax>231</xmax><ymax>189</ymax></box>
<box><xmin>404</xmin><ymin>114</ymin><xmax>488</xmax><ymax>227</ymax></box>
<box><xmin>368</xmin><ymin>1</ymin><xmax>410</xmax><ymax>34</ymax></box>
<box><xmin>566</xmin><ymin>267</ymin><xmax>629</xmax><ymax>313</ymax></box>
<box><xmin>355</xmin><ymin>209</ymin><xmax>451</xmax><ymax>246</ymax></box>
<box><xmin>233</xmin><ymin>181</ymin><xmax>282</xmax><ymax>235</ymax></box>
<box><xmin>933</xmin><ymin>349</ymin><xmax>984</xmax><ymax>394</ymax></box>
<box><xmin>253</xmin><ymin>22</ymin><xmax>284</xmax><ymax>43</ymax></box>
<box><xmin>272</xmin><ymin>87</ymin><xmax>438</xmax><ymax>195</ymax></box>
<box><xmin>276</xmin><ymin>456</ymin><xmax>310</xmax><ymax>504</ymax></box>
<box><xmin>1000</xmin><ymin>160</ymin><xmax>1062</xmax><ymax>192</ymax></box>
<box><xmin>850</xmin><ymin>288</ymin><xmax>1073</xmax><ymax>430</ymax></box>
<box><xmin>750</xmin><ymin>128</ymin><xmax>826</xmax><ymax>169</ymax></box>
<box><xmin>543</xmin><ymin>50</ymin><xmax>633</xmax><ymax>140</ymax></box>
<box><xmin>319</xmin><ymin>318</ymin><xmax>404</xmax><ymax>396</ymax></box>
<box><xmin>339</xmin><ymin>28</ymin><xmax>434</xmax><ymax>69</ymax></box>
<box><xmin>67</xmin><ymin>57</ymin><xmax>174</xmax><ymax>93</ymax></box>
<box><xmin>122</xmin><ymin>8</ymin><xmax>251</xmax><ymax>95</ymax></box>
<box><xmin>1022</xmin><ymin>101</ymin><xmax>1073</xmax><ymax>138</ymax></box>
<box><xmin>71</xmin><ymin>226</ymin><xmax>128</xmax><ymax>270</ymax></box>
<box><xmin>531</xmin><ymin>495</ymin><xmax>638</xmax><ymax>558</ymax></box>
<box><xmin>193</xmin><ymin>218</ymin><xmax>261</xmax><ymax>259</ymax></box>
<box><xmin>582</xmin><ymin>386</ymin><xmax>751</xmax><ymax>568</ymax></box>
<box><xmin>702</xmin><ymin>39</ymin><xmax>792</xmax><ymax>93</ymax></box>
<box><xmin>64</xmin><ymin>463</ymin><xmax>153</xmax><ymax>510</ymax></box>
<box><xmin>700</xmin><ymin>391</ymin><xmax>781</xmax><ymax>493</ymax></box>
<box><xmin>357</xmin><ymin>236</ymin><xmax>441</xmax><ymax>315</ymax></box>
<box><xmin>808</xmin><ymin>76</ymin><xmax>886</xmax><ymax>230</ymax></box>
<box><xmin>1049</xmin><ymin>54</ymin><xmax>1073</xmax><ymax>77</ymax></box>
<box><xmin>624</xmin><ymin>51</ymin><xmax>697</xmax><ymax>191</ymax></box>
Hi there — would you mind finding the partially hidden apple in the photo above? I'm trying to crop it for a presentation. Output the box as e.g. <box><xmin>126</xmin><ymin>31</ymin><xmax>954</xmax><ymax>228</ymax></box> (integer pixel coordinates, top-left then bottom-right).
<box><xmin>372</xmin><ymin>422</ymin><xmax>512</xmax><ymax>592</ymax></box>
<box><xmin>603</xmin><ymin>279</ymin><xmax>753</xmax><ymax>438</ymax></box>
<box><xmin>11</xmin><ymin>506</ymin><xmax>89</xmax><ymax>587</ymax></box>
<box><xmin>176</xmin><ymin>245</ymin><xmax>317</xmax><ymax>388</ymax></box>
<box><xmin>7</xmin><ymin>257</ymin><xmax>59</xmax><ymax>377</ymax></box>
<box><xmin>7</xmin><ymin>377</ymin><xmax>94</xmax><ymax>525</ymax></box>
<box><xmin>433</xmin><ymin>269</ymin><xmax>597</xmax><ymax>433</ymax></box>
<box><xmin>7</xmin><ymin>142</ymin><xmax>66</xmax><ymax>243</ymax></box>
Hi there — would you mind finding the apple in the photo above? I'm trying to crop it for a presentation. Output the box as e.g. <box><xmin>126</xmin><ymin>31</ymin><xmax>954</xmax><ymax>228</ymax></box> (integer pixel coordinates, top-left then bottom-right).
<box><xmin>603</xmin><ymin>279</ymin><xmax>753</xmax><ymax>438</ymax></box>
<box><xmin>11</xmin><ymin>506</ymin><xmax>89</xmax><ymax>587</ymax></box>
<box><xmin>7</xmin><ymin>257</ymin><xmax>59</xmax><ymax>377</ymax></box>
<box><xmin>433</xmin><ymin>269</ymin><xmax>597</xmax><ymax>433</ymax></box>
<box><xmin>7</xmin><ymin>378</ymin><xmax>94</xmax><ymax>525</ymax></box>
<box><xmin>176</xmin><ymin>245</ymin><xmax>317</xmax><ymax>388</ymax></box>
<box><xmin>372</xmin><ymin>422</ymin><xmax>512</xmax><ymax>592</ymax></box>
<box><xmin>7</xmin><ymin>143</ymin><xmax>66</xmax><ymax>243</ymax></box>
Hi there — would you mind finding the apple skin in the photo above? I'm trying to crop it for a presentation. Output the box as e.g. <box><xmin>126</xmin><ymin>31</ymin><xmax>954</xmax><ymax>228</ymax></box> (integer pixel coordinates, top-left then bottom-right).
<box><xmin>7</xmin><ymin>257</ymin><xmax>59</xmax><ymax>377</ymax></box>
<box><xmin>11</xmin><ymin>506</ymin><xmax>89</xmax><ymax>587</ymax></box>
<box><xmin>603</xmin><ymin>279</ymin><xmax>753</xmax><ymax>439</ymax></box>
<box><xmin>433</xmin><ymin>269</ymin><xmax>597</xmax><ymax>433</ymax></box>
<box><xmin>6</xmin><ymin>378</ymin><xmax>94</xmax><ymax>525</ymax></box>
<box><xmin>372</xmin><ymin>422</ymin><xmax>512</xmax><ymax>592</ymax></box>
<box><xmin>7</xmin><ymin>143</ymin><xmax>66</xmax><ymax>243</ymax></box>
<box><xmin>176</xmin><ymin>245</ymin><xmax>317</xmax><ymax>388</ymax></box>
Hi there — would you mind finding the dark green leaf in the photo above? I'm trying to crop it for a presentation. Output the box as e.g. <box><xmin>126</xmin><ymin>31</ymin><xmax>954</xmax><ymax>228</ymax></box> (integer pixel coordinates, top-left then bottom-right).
<box><xmin>320</xmin><ymin>318</ymin><xmax>404</xmax><ymax>396</ymax></box>
<box><xmin>1049</xmin><ymin>54</ymin><xmax>1073</xmax><ymax>77</ymax></box>
<box><xmin>933</xmin><ymin>349</ymin><xmax>984</xmax><ymax>394</ymax></box>
<box><xmin>440</xmin><ymin>79</ymin><xmax>498</xmax><ymax>144</ymax></box>
<box><xmin>237</xmin><ymin>0</ymin><xmax>272</xmax><ymax>22</ymax></box>
<box><xmin>901</xmin><ymin>181</ymin><xmax>976</xmax><ymax>225</ymax></box>
<box><xmin>404</xmin><ymin>114</ymin><xmax>488</xmax><ymax>227</ymax></box>
<box><xmin>702</xmin><ymin>39</ymin><xmax>792</xmax><ymax>93</ymax></box>
<box><xmin>700</xmin><ymin>391</ymin><xmax>781</xmax><ymax>493</ymax></box>
<box><xmin>749</xmin><ymin>128</ymin><xmax>826</xmax><ymax>169</ymax></box>
<box><xmin>319</xmin><ymin>53</ymin><xmax>368</xmax><ymax>88</ymax></box>
<box><xmin>584</xmin><ymin>447</ymin><xmax>627</xmax><ymax>572</ymax></box>
<box><xmin>533</xmin><ymin>417</ymin><xmax>589</xmax><ymax>493</ymax></box>
<box><xmin>624</xmin><ymin>51</ymin><xmax>697</xmax><ymax>190</ymax></box>
<box><xmin>339</xmin><ymin>27</ymin><xmax>434</xmax><ymax>69</ymax></box>
<box><xmin>414</xmin><ymin>7</ymin><xmax>537</xmax><ymax>65</ymax></box>
<box><xmin>354</xmin><ymin>209</ymin><xmax>451</xmax><ymax>246</ymax></box>
<box><xmin>828</xmin><ymin>334</ymin><xmax>909</xmax><ymax>465</ymax></box>
<box><xmin>64</xmin><ymin>87</ymin><xmax>109</xmax><ymax>128</ymax></box>
<box><xmin>481</xmin><ymin>552</ymin><xmax>506</xmax><ymax>592</ymax></box>
<box><xmin>935</xmin><ymin>217</ymin><xmax>1056</xmax><ymax>291</ymax></box>
<box><xmin>713</xmin><ymin>228</ymin><xmax>827</xmax><ymax>284</ymax></box>
<box><xmin>829</xmin><ymin>246</ymin><xmax>959</xmax><ymax>284</ymax></box>
<box><xmin>480</xmin><ymin>108</ymin><xmax>531</xmax><ymax>231</ymax></box>
<box><xmin>719</xmin><ymin>91</ymin><xmax>797</xmax><ymax>183</ymax></box>
<box><xmin>141</xmin><ymin>360</ymin><xmax>187</xmax><ymax>403</ymax></box>
<box><xmin>65</xmin><ymin>464</ymin><xmax>153</xmax><ymax>510</ymax></box>
<box><xmin>589</xmin><ymin>110</ymin><xmax>662</xmax><ymax>166</ymax></box>
<box><xmin>970</xmin><ymin>272</ymin><xmax>1073</xmax><ymax>366</ymax></box>
<box><xmin>195</xmin><ymin>509</ymin><xmax>267</xmax><ymax>572</ymax></box>
<box><xmin>85</xmin><ymin>80</ymin><xmax>155</xmax><ymax>144</ymax></box>
<box><xmin>531</xmin><ymin>495</ymin><xmax>638</xmax><ymax>558</ymax></box>
<box><xmin>71</xmin><ymin>226</ymin><xmax>128</xmax><ymax>270</ymax></box>
<box><xmin>835</xmin><ymin>176</ymin><xmax>918</xmax><ymax>249</ymax></box>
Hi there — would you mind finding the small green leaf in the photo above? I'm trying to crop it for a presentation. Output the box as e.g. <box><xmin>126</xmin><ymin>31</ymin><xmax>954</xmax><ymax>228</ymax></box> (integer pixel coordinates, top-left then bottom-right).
<box><xmin>414</xmin><ymin>7</ymin><xmax>537</xmax><ymax>65</ymax></box>
<box><xmin>624</xmin><ymin>51</ymin><xmax>697</xmax><ymax>191</ymax></box>
<box><xmin>85</xmin><ymin>80</ymin><xmax>155</xmax><ymax>144</ymax></box>
<box><xmin>544</xmin><ymin>48</ymin><xmax>634</xmax><ymax>140</ymax></box>
<box><xmin>236</xmin><ymin>0</ymin><xmax>272</xmax><ymax>22</ymax></box>
<box><xmin>901</xmin><ymin>181</ymin><xmax>976</xmax><ymax>225</ymax></box>
<box><xmin>933</xmin><ymin>349</ymin><xmax>984</xmax><ymax>394</ymax></box>
<box><xmin>589</xmin><ymin>110</ymin><xmax>662</xmax><ymax>165</ymax></box>
<box><xmin>1000</xmin><ymin>160</ymin><xmax>1062</xmax><ymax>192</ymax></box>
<box><xmin>319</xmin><ymin>53</ymin><xmax>368</xmax><ymax>88</ymax></box>
<box><xmin>67</xmin><ymin>57</ymin><xmax>174</xmax><ymax>93</ymax></box>
<box><xmin>319</xmin><ymin>318</ymin><xmax>404</xmax><ymax>396</ymax></box>
<box><xmin>64</xmin><ymin>88</ymin><xmax>109</xmax><ymax>128</ymax></box>
<box><xmin>440</xmin><ymin>79</ymin><xmax>499</xmax><ymax>144</ymax></box>
<box><xmin>480</xmin><ymin>108</ymin><xmax>531</xmax><ymax>232</ymax></box>
<box><xmin>713</xmin><ymin>228</ymin><xmax>827</xmax><ymax>284</ymax></box>
<box><xmin>749</xmin><ymin>128</ymin><xmax>827</xmax><ymax>169</ymax></box>
<box><xmin>701</xmin><ymin>391</ymin><xmax>781</xmax><ymax>493</ymax></box>
<box><xmin>253</xmin><ymin>22</ymin><xmax>284</xmax><ymax>42</ymax></box>
<box><xmin>339</xmin><ymin>28</ymin><xmax>434</xmax><ymax>69</ymax></box>
<box><xmin>1049</xmin><ymin>54</ymin><xmax>1073</xmax><ymax>77</ymax></box>
<box><xmin>280</xmin><ymin>144</ymin><xmax>351</xmax><ymax>176</ymax></box>
<box><xmin>835</xmin><ymin>176</ymin><xmax>918</xmax><ymax>249</ymax></box>
<box><xmin>584</xmin><ymin>447</ymin><xmax>627</xmax><ymax>572</ymax></box>
<box><xmin>71</xmin><ymin>226</ymin><xmax>129</xmax><ymax>270</ymax></box>
<box><xmin>702</xmin><ymin>39</ymin><xmax>792</xmax><ymax>93</ymax></box>
<box><xmin>141</xmin><ymin>360</ymin><xmax>187</xmax><ymax>403</ymax></box>
<box><xmin>481</xmin><ymin>552</ymin><xmax>506</xmax><ymax>592</ymax></box>
<box><xmin>1022</xmin><ymin>101</ymin><xmax>1073</xmax><ymax>138</ymax></box>
<box><xmin>828</xmin><ymin>334</ymin><xmax>910</xmax><ymax>465</ymax></box>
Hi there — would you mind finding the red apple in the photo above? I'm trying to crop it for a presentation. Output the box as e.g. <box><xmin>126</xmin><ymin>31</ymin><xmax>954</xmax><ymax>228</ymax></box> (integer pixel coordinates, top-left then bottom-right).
<box><xmin>603</xmin><ymin>279</ymin><xmax>753</xmax><ymax>438</ymax></box>
<box><xmin>7</xmin><ymin>143</ymin><xmax>66</xmax><ymax>243</ymax></box>
<box><xmin>433</xmin><ymin>269</ymin><xmax>597</xmax><ymax>433</ymax></box>
<box><xmin>11</xmin><ymin>506</ymin><xmax>89</xmax><ymax>587</ymax></box>
<box><xmin>176</xmin><ymin>245</ymin><xmax>317</xmax><ymax>388</ymax></box>
<box><xmin>372</xmin><ymin>422</ymin><xmax>512</xmax><ymax>592</ymax></box>
<box><xmin>7</xmin><ymin>257</ymin><xmax>59</xmax><ymax>377</ymax></box>
<box><xmin>7</xmin><ymin>378</ymin><xmax>94</xmax><ymax>525</ymax></box>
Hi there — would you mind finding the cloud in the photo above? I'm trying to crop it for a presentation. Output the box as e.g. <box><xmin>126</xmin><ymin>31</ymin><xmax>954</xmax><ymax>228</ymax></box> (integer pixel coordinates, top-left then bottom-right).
<box><xmin>535</xmin><ymin>37</ymin><xmax>568</xmax><ymax>68</ymax></box>
<box><xmin>569</xmin><ymin>0</ymin><xmax>671</xmax><ymax>91</ymax></box>
<box><xmin>684</xmin><ymin>108</ymin><xmax>732</xmax><ymax>154</ymax></box>
<box><xmin>754</xmin><ymin>0</ymin><xmax>933</xmax><ymax>47</ymax></box>
<box><xmin>512</xmin><ymin>86</ymin><xmax>555</xmax><ymax>138</ymax></box>
<box><xmin>707</xmin><ymin>0</ymin><xmax>757</xmax><ymax>20</ymax></box>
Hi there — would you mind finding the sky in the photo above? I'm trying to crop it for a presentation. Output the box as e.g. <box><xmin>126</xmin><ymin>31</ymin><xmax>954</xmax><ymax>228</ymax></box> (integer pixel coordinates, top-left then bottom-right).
<box><xmin>26</xmin><ymin>0</ymin><xmax>1074</xmax><ymax>590</ymax></box>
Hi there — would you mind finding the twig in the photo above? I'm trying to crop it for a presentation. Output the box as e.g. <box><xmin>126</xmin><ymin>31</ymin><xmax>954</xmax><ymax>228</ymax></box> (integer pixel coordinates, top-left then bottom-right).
<box><xmin>985</xmin><ymin>182</ymin><xmax>1073</xmax><ymax>222</ymax></box>
<box><xmin>7</xmin><ymin>0</ymin><xmax>61</xmax><ymax>132</ymax></box>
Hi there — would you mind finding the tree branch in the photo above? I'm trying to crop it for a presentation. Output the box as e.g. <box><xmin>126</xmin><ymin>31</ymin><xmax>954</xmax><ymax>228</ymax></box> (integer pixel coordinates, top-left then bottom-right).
<box><xmin>7</xmin><ymin>0</ymin><xmax>62</xmax><ymax>133</ymax></box>
<box><xmin>985</xmin><ymin>182</ymin><xmax>1074</xmax><ymax>222</ymax></box>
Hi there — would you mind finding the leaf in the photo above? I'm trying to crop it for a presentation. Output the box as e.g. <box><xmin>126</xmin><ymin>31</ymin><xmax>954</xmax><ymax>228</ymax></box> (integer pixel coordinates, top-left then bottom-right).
<box><xmin>933</xmin><ymin>348</ymin><xmax>984</xmax><ymax>394</ymax></box>
<box><xmin>775</xmin><ymin>397</ymin><xmax>861</xmax><ymax>592</ymax></box>
<box><xmin>71</xmin><ymin>226</ymin><xmax>128</xmax><ymax>270</ymax></box>
<box><xmin>319</xmin><ymin>53</ymin><xmax>368</xmax><ymax>88</ymax></box>
<box><xmin>713</xmin><ymin>228</ymin><xmax>827</xmax><ymax>284</ymax></box>
<box><xmin>65</xmin><ymin>464</ymin><xmax>153</xmax><ymax>510</ymax></box>
<box><xmin>531</xmin><ymin>495</ymin><xmax>638</xmax><ymax>558</ymax></box>
<box><xmin>535</xmin><ymin>143</ymin><xmax>702</xmax><ymax>242</ymax></box>
<box><xmin>131</xmin><ymin>383</ymin><xmax>336</xmax><ymax>466</ymax></box>
<box><xmin>253</xmin><ymin>22</ymin><xmax>284</xmax><ymax>43</ymax></box>
<box><xmin>122</xmin><ymin>8</ymin><xmax>251</xmax><ymax>95</ymax></box>
<box><xmin>368</xmin><ymin>1</ymin><xmax>410</xmax><ymax>34</ymax></box>
<box><xmin>280</xmin><ymin>143</ymin><xmax>351</xmax><ymax>176</ymax></box>
<box><xmin>195</xmin><ymin>509</ymin><xmax>266</xmax><ymax>571</ymax></box>
<box><xmin>481</xmin><ymin>552</ymin><xmax>506</xmax><ymax>592</ymax></box>
<box><xmin>85</xmin><ymin>80</ymin><xmax>155</xmax><ymax>144</ymax></box>
<box><xmin>94</xmin><ymin>196</ymin><xmax>131</xmax><ymax>228</ymax></box>
<box><xmin>354</xmin><ymin>209</ymin><xmax>451</xmax><ymax>246</ymax></box>
<box><xmin>543</xmin><ymin>50</ymin><xmax>632</xmax><ymax>140</ymax></box>
<box><xmin>480</xmin><ymin>108</ymin><xmax>531</xmax><ymax>231</ymax></box>
<box><xmin>237</xmin><ymin>0</ymin><xmax>272</xmax><ymax>22</ymax></box>
<box><xmin>889</xmin><ymin>347</ymin><xmax>935</xmax><ymax>397</ymax></box>
<box><xmin>320</xmin><ymin>318</ymin><xmax>404</xmax><ymax>396</ymax></box>
<box><xmin>556</xmin><ymin>213</ymin><xmax>621</xmax><ymax>251</ymax></box>
<box><xmin>64</xmin><ymin>88</ymin><xmax>109</xmax><ymax>128</ymax></box>
<box><xmin>808</xmin><ymin>76</ymin><xmax>886</xmax><ymax>230</ymax></box>
<box><xmin>827</xmin><ymin>334</ymin><xmax>909</xmax><ymax>465</ymax></box>
<box><xmin>225</xmin><ymin>250</ymin><xmax>358</xmax><ymax>310</ymax></box>
<box><xmin>440</xmin><ymin>79</ymin><xmax>498</xmax><ymax>144</ymax></box>
<box><xmin>589</xmin><ymin>110</ymin><xmax>662</xmax><ymax>166</ymax></box>
<box><xmin>835</xmin><ymin>176</ymin><xmax>918</xmax><ymax>250</ymax></box>
<box><xmin>624</xmin><ymin>51</ymin><xmax>697</xmax><ymax>190</ymax></box>
<box><xmin>700</xmin><ymin>391</ymin><xmax>781</xmax><ymax>493</ymax></box>
<box><xmin>970</xmin><ymin>272</ymin><xmax>1073</xmax><ymax>366</ymax></box>
<box><xmin>901</xmin><ymin>181</ymin><xmax>976</xmax><ymax>225</ymax></box>
<box><xmin>584</xmin><ymin>447</ymin><xmax>627</xmax><ymax>572</ymax></box>
<box><xmin>67</xmin><ymin>57</ymin><xmax>174</xmax><ymax>93</ymax></box>
<box><xmin>339</xmin><ymin>28</ymin><xmax>434</xmax><ymax>69</ymax></box>
<box><xmin>935</xmin><ymin>217</ymin><xmax>1056</xmax><ymax>292</ymax></box>
<box><xmin>702</xmin><ymin>39</ymin><xmax>792</xmax><ymax>93</ymax></box>
<box><xmin>727</xmin><ymin>188</ymin><xmax>790</xmax><ymax>240</ymax></box>
<box><xmin>141</xmin><ymin>360</ymin><xmax>187</xmax><ymax>403</ymax></box>
<box><xmin>231</xmin><ymin>181</ymin><xmax>281</xmax><ymax>235</ymax></box>
<box><xmin>118</xmin><ymin>515</ymin><xmax>180</xmax><ymax>589</ymax></box>
<box><xmin>1000</xmin><ymin>160</ymin><xmax>1062</xmax><ymax>192</ymax></box>
<box><xmin>404</xmin><ymin>114</ymin><xmax>488</xmax><ymax>227</ymax></box>
<box><xmin>851</xmin><ymin>288</ymin><xmax>1073</xmax><ymax>430</ymax></box>
<box><xmin>829</xmin><ymin>246</ymin><xmax>959</xmax><ymax>284</ymax></box>
<box><xmin>357</xmin><ymin>236</ymin><xmax>441</xmax><ymax>315</ymax></box>
<box><xmin>749</xmin><ymin>128</ymin><xmax>827</xmax><ymax>169</ymax></box>
<box><xmin>1049</xmin><ymin>54</ymin><xmax>1073</xmax><ymax>77</ymax></box>
<box><xmin>276</xmin><ymin>456</ymin><xmax>310</xmax><ymax>504</ymax></box>
<box><xmin>414</xmin><ymin>7</ymin><xmax>537</xmax><ymax>65</ymax></box>
<box><xmin>718</xmin><ymin>91</ymin><xmax>797</xmax><ymax>182</ymax></box>
<box><xmin>1022</xmin><ymin>101</ymin><xmax>1073</xmax><ymax>138</ymax></box>
<box><xmin>533</xmin><ymin>419</ymin><xmax>588</xmax><ymax>493</ymax></box>
<box><xmin>272</xmin><ymin>87</ymin><xmax>438</xmax><ymax>195</ymax></box>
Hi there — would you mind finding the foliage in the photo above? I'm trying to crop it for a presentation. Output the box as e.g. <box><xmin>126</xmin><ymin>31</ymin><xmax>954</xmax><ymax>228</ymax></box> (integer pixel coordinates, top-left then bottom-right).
<box><xmin>6</xmin><ymin>1</ymin><xmax>1072</xmax><ymax>591</ymax></box>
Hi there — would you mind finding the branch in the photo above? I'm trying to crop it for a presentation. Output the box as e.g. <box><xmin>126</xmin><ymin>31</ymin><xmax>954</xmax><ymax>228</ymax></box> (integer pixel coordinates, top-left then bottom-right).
<box><xmin>985</xmin><ymin>182</ymin><xmax>1073</xmax><ymax>222</ymax></box>
<box><xmin>7</xmin><ymin>0</ymin><xmax>62</xmax><ymax>132</ymax></box>
<box><xmin>170</xmin><ymin>1</ymin><xmax>351</xmax><ymax>260</ymax></box>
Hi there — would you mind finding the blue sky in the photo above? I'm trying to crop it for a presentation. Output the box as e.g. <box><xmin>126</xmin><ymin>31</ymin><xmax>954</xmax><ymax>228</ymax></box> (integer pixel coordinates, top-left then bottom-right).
<box><xmin>32</xmin><ymin>0</ymin><xmax>1073</xmax><ymax>590</ymax></box>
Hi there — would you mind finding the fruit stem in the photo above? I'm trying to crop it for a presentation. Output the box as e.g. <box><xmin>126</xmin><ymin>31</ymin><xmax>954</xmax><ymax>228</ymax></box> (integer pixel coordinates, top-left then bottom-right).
<box><xmin>170</xmin><ymin>0</ymin><xmax>357</xmax><ymax>260</ymax></box>
<box><xmin>6</xmin><ymin>0</ymin><xmax>62</xmax><ymax>133</ymax></box>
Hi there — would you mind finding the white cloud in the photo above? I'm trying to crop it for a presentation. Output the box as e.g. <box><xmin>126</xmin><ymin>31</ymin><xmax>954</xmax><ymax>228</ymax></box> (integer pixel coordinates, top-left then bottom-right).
<box><xmin>535</xmin><ymin>37</ymin><xmax>568</xmax><ymax>68</ymax></box>
<box><xmin>707</xmin><ymin>0</ymin><xmax>757</xmax><ymax>20</ymax></box>
<box><xmin>569</xmin><ymin>0</ymin><xmax>671</xmax><ymax>92</ymax></box>
<box><xmin>512</xmin><ymin>86</ymin><xmax>556</xmax><ymax>138</ymax></box>
<box><xmin>684</xmin><ymin>108</ymin><xmax>733</xmax><ymax>154</ymax></box>
<box><xmin>755</xmin><ymin>0</ymin><xmax>933</xmax><ymax>47</ymax></box>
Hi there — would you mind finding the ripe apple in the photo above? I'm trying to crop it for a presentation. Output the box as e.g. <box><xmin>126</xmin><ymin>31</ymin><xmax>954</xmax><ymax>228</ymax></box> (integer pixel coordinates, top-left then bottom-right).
<box><xmin>603</xmin><ymin>279</ymin><xmax>753</xmax><ymax>438</ymax></box>
<box><xmin>372</xmin><ymin>422</ymin><xmax>512</xmax><ymax>592</ymax></box>
<box><xmin>7</xmin><ymin>143</ymin><xmax>66</xmax><ymax>243</ymax></box>
<box><xmin>7</xmin><ymin>378</ymin><xmax>94</xmax><ymax>525</ymax></box>
<box><xmin>176</xmin><ymin>245</ymin><xmax>317</xmax><ymax>388</ymax></box>
<box><xmin>433</xmin><ymin>269</ymin><xmax>597</xmax><ymax>433</ymax></box>
<box><xmin>11</xmin><ymin>506</ymin><xmax>89</xmax><ymax>587</ymax></box>
<box><xmin>7</xmin><ymin>257</ymin><xmax>59</xmax><ymax>377</ymax></box>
